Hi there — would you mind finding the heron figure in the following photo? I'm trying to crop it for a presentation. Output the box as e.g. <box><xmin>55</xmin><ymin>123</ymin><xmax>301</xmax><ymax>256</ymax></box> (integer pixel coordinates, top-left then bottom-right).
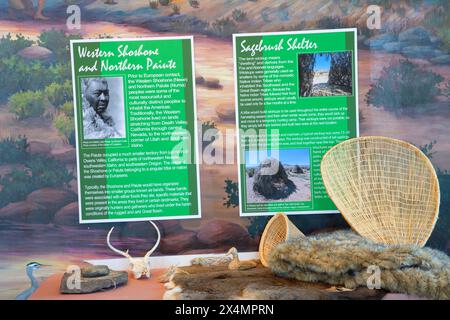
<box><xmin>15</xmin><ymin>262</ymin><xmax>49</xmax><ymax>300</ymax></box>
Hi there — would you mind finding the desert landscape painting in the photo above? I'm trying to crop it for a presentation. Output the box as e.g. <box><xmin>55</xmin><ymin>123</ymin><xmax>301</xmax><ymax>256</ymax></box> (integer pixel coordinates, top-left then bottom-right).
<box><xmin>0</xmin><ymin>0</ymin><xmax>449</xmax><ymax>299</ymax></box>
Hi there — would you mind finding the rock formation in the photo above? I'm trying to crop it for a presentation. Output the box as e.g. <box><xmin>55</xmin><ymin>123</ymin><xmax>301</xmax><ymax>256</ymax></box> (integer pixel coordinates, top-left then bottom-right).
<box><xmin>0</xmin><ymin>200</ymin><xmax>48</xmax><ymax>223</ymax></box>
<box><xmin>215</xmin><ymin>104</ymin><xmax>235</xmax><ymax>122</ymax></box>
<box><xmin>291</xmin><ymin>165</ymin><xmax>304</xmax><ymax>174</ymax></box>
<box><xmin>60</xmin><ymin>265</ymin><xmax>128</xmax><ymax>294</ymax></box>
<box><xmin>159</xmin><ymin>230</ymin><xmax>198</xmax><ymax>254</ymax></box>
<box><xmin>53</xmin><ymin>202</ymin><xmax>79</xmax><ymax>226</ymax></box>
<box><xmin>196</xmin><ymin>219</ymin><xmax>250</xmax><ymax>247</ymax></box>
<box><xmin>364</xmin><ymin>27</ymin><xmax>449</xmax><ymax>65</ymax></box>
<box><xmin>252</xmin><ymin>158</ymin><xmax>294</xmax><ymax>199</ymax></box>
<box><xmin>27</xmin><ymin>141</ymin><xmax>52</xmax><ymax>156</ymax></box>
<box><xmin>26</xmin><ymin>188</ymin><xmax>77</xmax><ymax>213</ymax></box>
<box><xmin>18</xmin><ymin>45</ymin><xmax>54</xmax><ymax>62</ymax></box>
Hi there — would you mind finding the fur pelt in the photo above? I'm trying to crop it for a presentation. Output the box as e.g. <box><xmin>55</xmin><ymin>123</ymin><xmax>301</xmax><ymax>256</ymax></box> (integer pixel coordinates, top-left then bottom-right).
<box><xmin>163</xmin><ymin>264</ymin><xmax>386</xmax><ymax>300</ymax></box>
<box><xmin>269</xmin><ymin>230</ymin><xmax>450</xmax><ymax>300</ymax></box>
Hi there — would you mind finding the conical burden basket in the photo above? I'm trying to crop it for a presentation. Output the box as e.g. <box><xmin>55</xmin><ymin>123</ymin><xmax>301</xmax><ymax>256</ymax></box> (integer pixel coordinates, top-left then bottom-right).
<box><xmin>321</xmin><ymin>136</ymin><xmax>440</xmax><ymax>247</ymax></box>
<box><xmin>259</xmin><ymin>212</ymin><xmax>305</xmax><ymax>267</ymax></box>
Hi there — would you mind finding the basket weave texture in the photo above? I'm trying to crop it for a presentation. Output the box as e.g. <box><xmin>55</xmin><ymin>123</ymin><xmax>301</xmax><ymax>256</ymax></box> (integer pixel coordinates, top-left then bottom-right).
<box><xmin>259</xmin><ymin>213</ymin><xmax>305</xmax><ymax>267</ymax></box>
<box><xmin>321</xmin><ymin>136</ymin><xmax>440</xmax><ymax>247</ymax></box>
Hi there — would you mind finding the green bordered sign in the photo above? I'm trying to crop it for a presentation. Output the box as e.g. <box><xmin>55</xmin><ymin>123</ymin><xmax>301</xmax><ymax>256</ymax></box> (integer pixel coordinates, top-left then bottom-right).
<box><xmin>70</xmin><ymin>36</ymin><xmax>201</xmax><ymax>223</ymax></box>
<box><xmin>233</xmin><ymin>29</ymin><xmax>359</xmax><ymax>217</ymax></box>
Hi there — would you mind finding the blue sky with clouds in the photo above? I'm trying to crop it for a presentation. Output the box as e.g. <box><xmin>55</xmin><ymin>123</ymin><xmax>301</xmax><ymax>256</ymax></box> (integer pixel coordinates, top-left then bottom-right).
<box><xmin>314</xmin><ymin>54</ymin><xmax>331</xmax><ymax>72</ymax></box>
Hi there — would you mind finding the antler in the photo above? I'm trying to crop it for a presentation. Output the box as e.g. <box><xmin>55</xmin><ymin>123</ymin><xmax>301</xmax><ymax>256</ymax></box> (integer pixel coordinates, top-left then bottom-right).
<box><xmin>144</xmin><ymin>221</ymin><xmax>161</xmax><ymax>261</ymax></box>
<box><xmin>107</xmin><ymin>226</ymin><xmax>133</xmax><ymax>259</ymax></box>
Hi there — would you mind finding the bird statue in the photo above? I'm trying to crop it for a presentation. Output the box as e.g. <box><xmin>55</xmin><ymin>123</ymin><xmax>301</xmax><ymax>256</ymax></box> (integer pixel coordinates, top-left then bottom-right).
<box><xmin>15</xmin><ymin>262</ymin><xmax>48</xmax><ymax>300</ymax></box>
<box><xmin>226</xmin><ymin>247</ymin><xmax>257</xmax><ymax>270</ymax></box>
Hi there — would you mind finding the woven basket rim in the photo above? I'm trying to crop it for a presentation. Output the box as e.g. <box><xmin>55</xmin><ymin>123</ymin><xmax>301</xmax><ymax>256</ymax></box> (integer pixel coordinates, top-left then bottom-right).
<box><xmin>320</xmin><ymin>135</ymin><xmax>440</xmax><ymax>247</ymax></box>
<box><xmin>258</xmin><ymin>212</ymin><xmax>289</xmax><ymax>266</ymax></box>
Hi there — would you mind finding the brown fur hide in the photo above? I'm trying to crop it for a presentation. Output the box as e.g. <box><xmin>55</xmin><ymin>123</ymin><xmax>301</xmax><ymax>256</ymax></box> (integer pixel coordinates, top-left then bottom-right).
<box><xmin>163</xmin><ymin>263</ymin><xmax>386</xmax><ymax>300</ymax></box>
<box><xmin>269</xmin><ymin>231</ymin><xmax>450</xmax><ymax>300</ymax></box>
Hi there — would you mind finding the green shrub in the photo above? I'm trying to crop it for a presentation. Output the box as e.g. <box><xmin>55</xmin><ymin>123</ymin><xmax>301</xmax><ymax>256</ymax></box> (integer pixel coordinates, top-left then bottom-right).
<box><xmin>208</xmin><ymin>18</ymin><xmax>238</xmax><ymax>38</ymax></box>
<box><xmin>170</xmin><ymin>16</ymin><xmax>208</xmax><ymax>33</ymax></box>
<box><xmin>202</xmin><ymin>120</ymin><xmax>217</xmax><ymax>132</ymax></box>
<box><xmin>44</xmin><ymin>80</ymin><xmax>73</xmax><ymax>108</ymax></box>
<box><xmin>159</xmin><ymin>0</ymin><xmax>171</xmax><ymax>5</ymax></box>
<box><xmin>411</xmin><ymin>138</ymin><xmax>450</xmax><ymax>253</ymax></box>
<box><xmin>0</xmin><ymin>56</ymin><xmax>71</xmax><ymax>101</ymax></box>
<box><xmin>189</xmin><ymin>0</ymin><xmax>199</xmax><ymax>8</ymax></box>
<box><xmin>0</xmin><ymin>136</ymin><xmax>29</xmax><ymax>165</ymax></box>
<box><xmin>38</xmin><ymin>29</ymin><xmax>80</xmax><ymax>62</ymax></box>
<box><xmin>435</xmin><ymin>28</ymin><xmax>450</xmax><ymax>52</ymax></box>
<box><xmin>232</xmin><ymin>9</ymin><xmax>248</xmax><ymax>22</ymax></box>
<box><xmin>418</xmin><ymin>140</ymin><xmax>437</xmax><ymax>159</ymax></box>
<box><xmin>247</xmin><ymin>216</ymin><xmax>270</xmax><ymax>238</ymax></box>
<box><xmin>0</xmin><ymin>170</ymin><xmax>34</xmax><ymax>207</ymax></box>
<box><xmin>171</xmin><ymin>4</ymin><xmax>180</xmax><ymax>15</ymax></box>
<box><xmin>202</xmin><ymin>120</ymin><xmax>218</xmax><ymax>150</ymax></box>
<box><xmin>9</xmin><ymin>90</ymin><xmax>46</xmax><ymax>120</ymax></box>
<box><xmin>0</xmin><ymin>57</ymin><xmax>46</xmax><ymax>100</ymax></box>
<box><xmin>447</xmin><ymin>80</ymin><xmax>450</xmax><ymax>98</ymax></box>
<box><xmin>429</xmin><ymin>170</ymin><xmax>450</xmax><ymax>253</ymax></box>
<box><xmin>26</xmin><ymin>155</ymin><xmax>73</xmax><ymax>189</ymax></box>
<box><xmin>423</xmin><ymin>5</ymin><xmax>449</xmax><ymax>51</ymax></box>
<box><xmin>48</xmin><ymin>63</ymin><xmax>72</xmax><ymax>84</ymax></box>
<box><xmin>261</xmin><ymin>7</ymin><xmax>271</xmax><ymax>23</ymax></box>
<box><xmin>95</xmin><ymin>34</ymin><xmax>114</xmax><ymax>39</ymax></box>
<box><xmin>315</xmin><ymin>16</ymin><xmax>345</xmax><ymax>29</ymax></box>
<box><xmin>53</xmin><ymin>113</ymin><xmax>75</xmax><ymax>141</ymax></box>
<box><xmin>223</xmin><ymin>179</ymin><xmax>239</xmax><ymax>208</ymax></box>
<box><xmin>366</xmin><ymin>60</ymin><xmax>444</xmax><ymax>112</ymax></box>
<box><xmin>0</xmin><ymin>154</ymin><xmax>73</xmax><ymax>207</ymax></box>
<box><xmin>149</xmin><ymin>0</ymin><xmax>159</xmax><ymax>9</ymax></box>
<box><xmin>0</xmin><ymin>33</ymin><xmax>33</xmax><ymax>59</ymax></box>
<box><xmin>60</xmin><ymin>101</ymin><xmax>74</xmax><ymax>117</ymax></box>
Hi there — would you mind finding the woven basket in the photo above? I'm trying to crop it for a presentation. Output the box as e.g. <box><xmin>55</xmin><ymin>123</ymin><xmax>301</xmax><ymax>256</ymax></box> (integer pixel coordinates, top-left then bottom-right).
<box><xmin>259</xmin><ymin>212</ymin><xmax>305</xmax><ymax>267</ymax></box>
<box><xmin>321</xmin><ymin>136</ymin><xmax>440</xmax><ymax>247</ymax></box>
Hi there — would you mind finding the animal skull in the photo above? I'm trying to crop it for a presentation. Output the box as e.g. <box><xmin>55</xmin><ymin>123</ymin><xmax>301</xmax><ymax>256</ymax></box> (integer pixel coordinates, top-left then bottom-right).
<box><xmin>107</xmin><ymin>221</ymin><xmax>161</xmax><ymax>279</ymax></box>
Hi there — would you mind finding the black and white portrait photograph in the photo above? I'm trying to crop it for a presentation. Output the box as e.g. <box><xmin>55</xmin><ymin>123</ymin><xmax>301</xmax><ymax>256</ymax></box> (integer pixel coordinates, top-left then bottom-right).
<box><xmin>81</xmin><ymin>77</ymin><xmax>126</xmax><ymax>140</ymax></box>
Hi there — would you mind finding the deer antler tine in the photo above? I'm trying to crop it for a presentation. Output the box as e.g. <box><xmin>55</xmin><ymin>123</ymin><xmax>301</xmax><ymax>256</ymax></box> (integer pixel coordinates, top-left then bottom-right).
<box><xmin>144</xmin><ymin>221</ymin><xmax>161</xmax><ymax>259</ymax></box>
<box><xmin>107</xmin><ymin>226</ymin><xmax>132</xmax><ymax>259</ymax></box>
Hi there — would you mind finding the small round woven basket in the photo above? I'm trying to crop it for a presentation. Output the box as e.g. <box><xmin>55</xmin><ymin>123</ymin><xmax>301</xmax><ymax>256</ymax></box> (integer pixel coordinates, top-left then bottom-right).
<box><xmin>321</xmin><ymin>136</ymin><xmax>440</xmax><ymax>247</ymax></box>
<box><xmin>258</xmin><ymin>212</ymin><xmax>305</xmax><ymax>267</ymax></box>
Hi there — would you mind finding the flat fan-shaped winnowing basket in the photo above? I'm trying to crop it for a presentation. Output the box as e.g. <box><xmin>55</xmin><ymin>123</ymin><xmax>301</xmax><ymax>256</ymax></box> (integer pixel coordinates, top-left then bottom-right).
<box><xmin>321</xmin><ymin>136</ymin><xmax>440</xmax><ymax>247</ymax></box>
<box><xmin>259</xmin><ymin>212</ymin><xmax>305</xmax><ymax>267</ymax></box>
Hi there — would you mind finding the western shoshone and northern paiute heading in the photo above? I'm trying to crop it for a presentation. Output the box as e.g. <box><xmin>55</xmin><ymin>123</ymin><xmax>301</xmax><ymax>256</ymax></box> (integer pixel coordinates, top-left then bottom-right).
<box><xmin>239</xmin><ymin>37</ymin><xmax>318</xmax><ymax>56</ymax></box>
<box><xmin>75</xmin><ymin>44</ymin><xmax>177</xmax><ymax>72</ymax></box>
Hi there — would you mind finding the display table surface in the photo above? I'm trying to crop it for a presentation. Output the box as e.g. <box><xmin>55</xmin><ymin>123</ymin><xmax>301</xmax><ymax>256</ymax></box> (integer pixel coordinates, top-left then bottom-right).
<box><xmin>30</xmin><ymin>269</ymin><xmax>167</xmax><ymax>300</ymax></box>
<box><xmin>30</xmin><ymin>266</ymin><xmax>427</xmax><ymax>300</ymax></box>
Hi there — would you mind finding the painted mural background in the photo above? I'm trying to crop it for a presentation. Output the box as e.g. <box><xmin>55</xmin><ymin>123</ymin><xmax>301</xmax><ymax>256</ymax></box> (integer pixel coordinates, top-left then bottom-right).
<box><xmin>0</xmin><ymin>0</ymin><xmax>448</xmax><ymax>299</ymax></box>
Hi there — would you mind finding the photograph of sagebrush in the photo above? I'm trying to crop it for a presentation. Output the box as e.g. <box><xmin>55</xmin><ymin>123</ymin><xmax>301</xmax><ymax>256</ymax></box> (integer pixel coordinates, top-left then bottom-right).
<box><xmin>81</xmin><ymin>76</ymin><xmax>126</xmax><ymax>140</ymax></box>
<box><xmin>298</xmin><ymin>51</ymin><xmax>353</xmax><ymax>97</ymax></box>
<box><xmin>245</xmin><ymin>149</ymin><xmax>311</xmax><ymax>204</ymax></box>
